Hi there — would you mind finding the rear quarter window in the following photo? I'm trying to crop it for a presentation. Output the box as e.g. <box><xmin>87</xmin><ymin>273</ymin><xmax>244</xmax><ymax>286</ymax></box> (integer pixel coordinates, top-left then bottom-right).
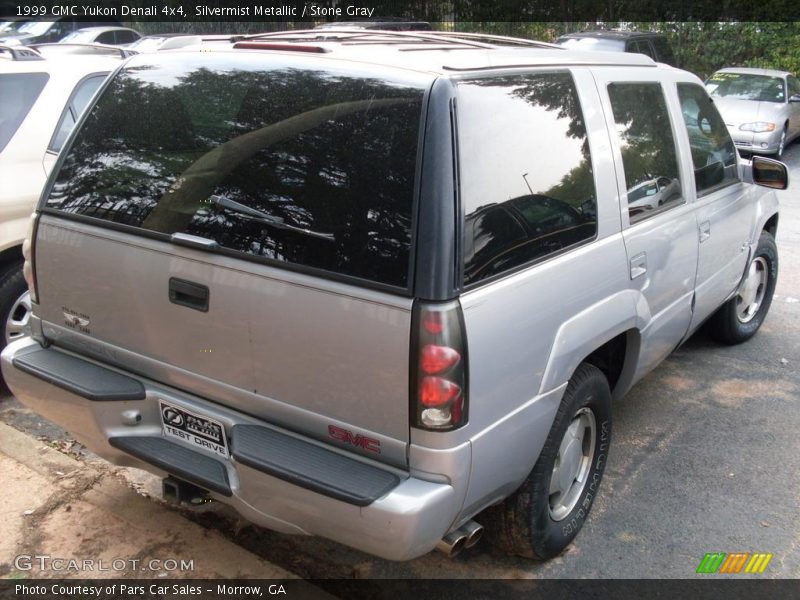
<box><xmin>456</xmin><ymin>72</ymin><xmax>597</xmax><ymax>286</ymax></box>
<box><xmin>44</xmin><ymin>54</ymin><xmax>429</xmax><ymax>289</ymax></box>
<box><xmin>0</xmin><ymin>72</ymin><xmax>49</xmax><ymax>153</ymax></box>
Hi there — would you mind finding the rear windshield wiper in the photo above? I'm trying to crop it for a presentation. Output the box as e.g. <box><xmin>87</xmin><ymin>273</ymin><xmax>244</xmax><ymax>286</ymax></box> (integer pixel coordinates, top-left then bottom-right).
<box><xmin>208</xmin><ymin>194</ymin><xmax>335</xmax><ymax>242</ymax></box>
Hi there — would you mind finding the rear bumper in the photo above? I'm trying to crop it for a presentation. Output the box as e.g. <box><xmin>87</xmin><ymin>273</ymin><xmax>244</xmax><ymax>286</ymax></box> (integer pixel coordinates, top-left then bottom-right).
<box><xmin>1</xmin><ymin>338</ymin><xmax>458</xmax><ymax>561</ymax></box>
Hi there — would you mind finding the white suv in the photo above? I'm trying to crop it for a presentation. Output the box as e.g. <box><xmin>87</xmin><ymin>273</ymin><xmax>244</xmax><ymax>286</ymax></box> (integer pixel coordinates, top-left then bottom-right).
<box><xmin>0</xmin><ymin>46</ymin><xmax>123</xmax><ymax>360</ymax></box>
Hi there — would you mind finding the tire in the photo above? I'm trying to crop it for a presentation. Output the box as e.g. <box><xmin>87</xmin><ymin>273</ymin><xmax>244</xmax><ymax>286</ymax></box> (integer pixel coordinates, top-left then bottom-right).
<box><xmin>482</xmin><ymin>363</ymin><xmax>612</xmax><ymax>560</ymax></box>
<box><xmin>0</xmin><ymin>263</ymin><xmax>31</xmax><ymax>356</ymax></box>
<box><xmin>708</xmin><ymin>231</ymin><xmax>778</xmax><ymax>345</ymax></box>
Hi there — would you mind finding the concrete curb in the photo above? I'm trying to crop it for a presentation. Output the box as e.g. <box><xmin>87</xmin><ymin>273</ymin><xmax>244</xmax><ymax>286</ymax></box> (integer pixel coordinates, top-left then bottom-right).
<box><xmin>0</xmin><ymin>421</ymin><xmax>328</xmax><ymax>591</ymax></box>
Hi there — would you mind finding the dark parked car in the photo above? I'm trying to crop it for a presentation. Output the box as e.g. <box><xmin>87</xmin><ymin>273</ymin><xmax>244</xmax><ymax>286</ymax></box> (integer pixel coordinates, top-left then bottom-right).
<box><xmin>556</xmin><ymin>30</ymin><xmax>676</xmax><ymax>66</ymax></box>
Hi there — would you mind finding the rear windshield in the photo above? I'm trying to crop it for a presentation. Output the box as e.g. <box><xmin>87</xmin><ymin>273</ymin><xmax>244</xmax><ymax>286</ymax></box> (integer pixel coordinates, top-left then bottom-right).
<box><xmin>0</xmin><ymin>73</ymin><xmax>49</xmax><ymax>153</ymax></box>
<box><xmin>706</xmin><ymin>73</ymin><xmax>786</xmax><ymax>103</ymax></box>
<box><xmin>45</xmin><ymin>53</ymin><xmax>428</xmax><ymax>289</ymax></box>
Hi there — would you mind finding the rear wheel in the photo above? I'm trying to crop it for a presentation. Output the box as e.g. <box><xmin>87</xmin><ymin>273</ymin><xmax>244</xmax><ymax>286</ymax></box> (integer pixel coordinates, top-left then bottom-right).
<box><xmin>708</xmin><ymin>231</ymin><xmax>777</xmax><ymax>345</ymax></box>
<box><xmin>483</xmin><ymin>362</ymin><xmax>611</xmax><ymax>559</ymax></box>
<box><xmin>1</xmin><ymin>264</ymin><xmax>32</xmax><ymax>353</ymax></box>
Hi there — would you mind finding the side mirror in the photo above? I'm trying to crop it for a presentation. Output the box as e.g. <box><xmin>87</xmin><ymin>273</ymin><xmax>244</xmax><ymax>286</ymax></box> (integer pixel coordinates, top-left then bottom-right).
<box><xmin>752</xmin><ymin>156</ymin><xmax>788</xmax><ymax>190</ymax></box>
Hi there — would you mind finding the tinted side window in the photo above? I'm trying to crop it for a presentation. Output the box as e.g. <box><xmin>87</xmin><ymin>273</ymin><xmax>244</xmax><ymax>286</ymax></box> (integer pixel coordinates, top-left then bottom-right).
<box><xmin>651</xmin><ymin>37</ymin><xmax>676</xmax><ymax>66</ymax></box>
<box><xmin>788</xmin><ymin>76</ymin><xmax>800</xmax><ymax>97</ymax></box>
<box><xmin>96</xmin><ymin>31</ymin><xmax>115</xmax><ymax>45</ymax></box>
<box><xmin>457</xmin><ymin>72</ymin><xmax>597</xmax><ymax>286</ymax></box>
<box><xmin>45</xmin><ymin>56</ymin><xmax>427</xmax><ymax>289</ymax></box>
<box><xmin>626</xmin><ymin>40</ymin><xmax>654</xmax><ymax>59</ymax></box>
<box><xmin>677</xmin><ymin>83</ymin><xmax>739</xmax><ymax>195</ymax></box>
<box><xmin>49</xmin><ymin>74</ymin><xmax>106</xmax><ymax>153</ymax></box>
<box><xmin>117</xmin><ymin>31</ymin><xmax>139</xmax><ymax>44</ymax></box>
<box><xmin>0</xmin><ymin>73</ymin><xmax>49</xmax><ymax>153</ymax></box>
<box><xmin>607</xmin><ymin>82</ymin><xmax>683</xmax><ymax>224</ymax></box>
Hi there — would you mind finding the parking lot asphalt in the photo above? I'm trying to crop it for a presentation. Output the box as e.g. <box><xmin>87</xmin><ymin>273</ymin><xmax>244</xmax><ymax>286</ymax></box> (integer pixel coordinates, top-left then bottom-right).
<box><xmin>1</xmin><ymin>144</ymin><xmax>798</xmax><ymax>582</ymax></box>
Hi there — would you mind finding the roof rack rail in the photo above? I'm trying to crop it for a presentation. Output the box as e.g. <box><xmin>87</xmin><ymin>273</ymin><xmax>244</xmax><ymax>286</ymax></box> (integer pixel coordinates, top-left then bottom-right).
<box><xmin>0</xmin><ymin>45</ymin><xmax>44</xmax><ymax>61</ymax></box>
<box><xmin>428</xmin><ymin>31</ymin><xmax>562</xmax><ymax>49</ymax></box>
<box><xmin>242</xmin><ymin>29</ymin><xmax>523</xmax><ymax>50</ymax></box>
<box><xmin>28</xmin><ymin>43</ymin><xmax>137</xmax><ymax>59</ymax></box>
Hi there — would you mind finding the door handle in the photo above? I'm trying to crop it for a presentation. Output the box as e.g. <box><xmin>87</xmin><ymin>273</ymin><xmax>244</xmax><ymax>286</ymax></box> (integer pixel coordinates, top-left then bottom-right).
<box><xmin>630</xmin><ymin>252</ymin><xmax>647</xmax><ymax>280</ymax></box>
<box><xmin>699</xmin><ymin>221</ymin><xmax>711</xmax><ymax>243</ymax></box>
<box><xmin>169</xmin><ymin>278</ymin><xmax>209</xmax><ymax>312</ymax></box>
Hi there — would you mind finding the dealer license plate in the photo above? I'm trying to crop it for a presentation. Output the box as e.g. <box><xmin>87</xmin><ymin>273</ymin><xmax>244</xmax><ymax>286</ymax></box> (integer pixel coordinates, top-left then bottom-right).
<box><xmin>159</xmin><ymin>401</ymin><xmax>229</xmax><ymax>458</ymax></box>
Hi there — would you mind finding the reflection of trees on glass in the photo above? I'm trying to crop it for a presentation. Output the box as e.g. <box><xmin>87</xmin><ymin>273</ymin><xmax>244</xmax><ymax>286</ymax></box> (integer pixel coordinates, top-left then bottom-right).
<box><xmin>677</xmin><ymin>83</ymin><xmax>738</xmax><ymax>194</ymax></box>
<box><xmin>607</xmin><ymin>83</ymin><xmax>683</xmax><ymax>222</ymax></box>
<box><xmin>458</xmin><ymin>72</ymin><xmax>597</xmax><ymax>285</ymax></box>
<box><xmin>46</xmin><ymin>58</ymin><xmax>426</xmax><ymax>288</ymax></box>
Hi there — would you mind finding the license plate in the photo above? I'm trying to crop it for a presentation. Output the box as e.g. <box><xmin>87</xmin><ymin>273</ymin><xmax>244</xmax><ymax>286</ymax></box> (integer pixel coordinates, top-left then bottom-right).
<box><xmin>159</xmin><ymin>401</ymin><xmax>229</xmax><ymax>459</ymax></box>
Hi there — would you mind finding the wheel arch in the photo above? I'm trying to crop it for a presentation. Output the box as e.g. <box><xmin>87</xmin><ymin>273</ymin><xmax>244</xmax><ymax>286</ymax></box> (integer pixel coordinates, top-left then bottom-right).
<box><xmin>763</xmin><ymin>212</ymin><xmax>779</xmax><ymax>239</ymax></box>
<box><xmin>539</xmin><ymin>290</ymin><xmax>643</xmax><ymax>399</ymax></box>
<box><xmin>0</xmin><ymin>245</ymin><xmax>23</xmax><ymax>277</ymax></box>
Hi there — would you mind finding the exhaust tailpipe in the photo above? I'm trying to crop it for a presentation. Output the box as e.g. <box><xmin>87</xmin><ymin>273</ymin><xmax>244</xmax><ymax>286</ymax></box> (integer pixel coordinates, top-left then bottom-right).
<box><xmin>436</xmin><ymin>530</ymin><xmax>468</xmax><ymax>558</ymax></box>
<box><xmin>460</xmin><ymin>520</ymin><xmax>484</xmax><ymax>548</ymax></box>
<box><xmin>436</xmin><ymin>520</ymin><xmax>484</xmax><ymax>557</ymax></box>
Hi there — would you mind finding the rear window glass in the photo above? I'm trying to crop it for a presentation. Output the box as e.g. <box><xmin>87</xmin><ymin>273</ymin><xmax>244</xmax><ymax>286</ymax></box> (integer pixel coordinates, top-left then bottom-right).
<box><xmin>45</xmin><ymin>54</ymin><xmax>428</xmax><ymax>289</ymax></box>
<box><xmin>457</xmin><ymin>72</ymin><xmax>597</xmax><ymax>286</ymax></box>
<box><xmin>0</xmin><ymin>73</ymin><xmax>49</xmax><ymax>153</ymax></box>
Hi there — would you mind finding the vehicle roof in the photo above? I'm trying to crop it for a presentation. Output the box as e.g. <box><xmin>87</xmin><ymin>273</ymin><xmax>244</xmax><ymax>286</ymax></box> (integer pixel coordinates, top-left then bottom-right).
<box><xmin>0</xmin><ymin>52</ymin><xmax>123</xmax><ymax>74</ymax></box>
<box><xmin>713</xmin><ymin>67</ymin><xmax>792</xmax><ymax>78</ymax></box>
<box><xmin>315</xmin><ymin>21</ymin><xmax>432</xmax><ymax>30</ymax></box>
<box><xmin>558</xmin><ymin>30</ymin><xmax>664</xmax><ymax>40</ymax></box>
<box><xmin>169</xmin><ymin>29</ymin><xmax>659</xmax><ymax>76</ymax></box>
<box><xmin>71</xmin><ymin>26</ymin><xmax>138</xmax><ymax>34</ymax></box>
<box><xmin>137</xmin><ymin>33</ymin><xmax>188</xmax><ymax>39</ymax></box>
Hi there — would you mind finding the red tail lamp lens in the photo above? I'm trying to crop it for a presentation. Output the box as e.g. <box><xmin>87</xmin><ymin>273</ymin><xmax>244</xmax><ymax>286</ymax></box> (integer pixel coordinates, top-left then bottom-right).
<box><xmin>420</xmin><ymin>344</ymin><xmax>461</xmax><ymax>375</ymax></box>
<box><xmin>420</xmin><ymin>376</ymin><xmax>461</xmax><ymax>407</ymax></box>
<box><xmin>422</xmin><ymin>312</ymin><xmax>444</xmax><ymax>334</ymax></box>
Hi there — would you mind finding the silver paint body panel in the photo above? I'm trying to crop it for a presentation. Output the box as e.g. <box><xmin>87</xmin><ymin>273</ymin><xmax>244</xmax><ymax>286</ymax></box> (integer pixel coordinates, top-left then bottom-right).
<box><xmin>2</xmin><ymin>59</ymin><xmax>780</xmax><ymax>560</ymax></box>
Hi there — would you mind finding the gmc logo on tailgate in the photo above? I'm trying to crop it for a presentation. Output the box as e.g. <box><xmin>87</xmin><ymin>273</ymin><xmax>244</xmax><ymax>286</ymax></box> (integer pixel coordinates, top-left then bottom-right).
<box><xmin>328</xmin><ymin>425</ymin><xmax>380</xmax><ymax>454</ymax></box>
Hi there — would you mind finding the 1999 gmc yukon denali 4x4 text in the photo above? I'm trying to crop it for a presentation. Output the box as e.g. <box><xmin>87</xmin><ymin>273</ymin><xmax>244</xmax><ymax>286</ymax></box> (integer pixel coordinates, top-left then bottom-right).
<box><xmin>1</xmin><ymin>30</ymin><xmax>787</xmax><ymax>561</ymax></box>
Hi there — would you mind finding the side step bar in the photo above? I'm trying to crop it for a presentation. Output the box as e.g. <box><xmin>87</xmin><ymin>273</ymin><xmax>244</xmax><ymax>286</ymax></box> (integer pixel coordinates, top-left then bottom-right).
<box><xmin>110</xmin><ymin>436</ymin><xmax>232</xmax><ymax>497</ymax></box>
<box><xmin>231</xmin><ymin>425</ymin><xmax>401</xmax><ymax>507</ymax></box>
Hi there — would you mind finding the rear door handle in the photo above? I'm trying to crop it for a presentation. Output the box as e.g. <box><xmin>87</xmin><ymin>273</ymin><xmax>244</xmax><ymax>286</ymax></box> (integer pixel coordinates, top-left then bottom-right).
<box><xmin>699</xmin><ymin>221</ymin><xmax>711</xmax><ymax>243</ymax></box>
<box><xmin>630</xmin><ymin>252</ymin><xmax>647</xmax><ymax>279</ymax></box>
<box><xmin>169</xmin><ymin>278</ymin><xmax>209</xmax><ymax>312</ymax></box>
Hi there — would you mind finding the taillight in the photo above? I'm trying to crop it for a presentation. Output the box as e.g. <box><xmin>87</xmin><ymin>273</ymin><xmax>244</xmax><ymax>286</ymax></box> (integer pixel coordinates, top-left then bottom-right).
<box><xmin>411</xmin><ymin>301</ymin><xmax>468</xmax><ymax>431</ymax></box>
<box><xmin>22</xmin><ymin>212</ymin><xmax>39</xmax><ymax>303</ymax></box>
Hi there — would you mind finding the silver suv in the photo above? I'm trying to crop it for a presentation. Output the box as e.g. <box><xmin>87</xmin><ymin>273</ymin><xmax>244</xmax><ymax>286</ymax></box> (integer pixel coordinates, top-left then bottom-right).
<box><xmin>1</xmin><ymin>30</ymin><xmax>786</xmax><ymax>561</ymax></box>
